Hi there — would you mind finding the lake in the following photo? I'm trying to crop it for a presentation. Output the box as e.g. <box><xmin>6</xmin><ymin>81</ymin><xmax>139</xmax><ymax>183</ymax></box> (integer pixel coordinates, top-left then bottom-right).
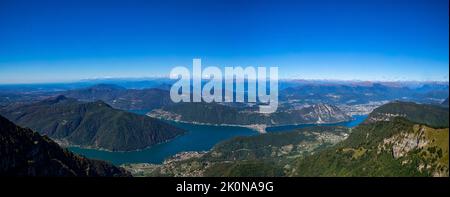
<box><xmin>69</xmin><ymin>114</ymin><xmax>367</xmax><ymax>165</ymax></box>
<box><xmin>266</xmin><ymin>115</ymin><xmax>368</xmax><ymax>132</ymax></box>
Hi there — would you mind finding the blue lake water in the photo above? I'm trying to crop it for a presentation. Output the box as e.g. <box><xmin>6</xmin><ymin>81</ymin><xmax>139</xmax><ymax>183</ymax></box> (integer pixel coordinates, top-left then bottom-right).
<box><xmin>69</xmin><ymin>122</ymin><xmax>256</xmax><ymax>165</ymax></box>
<box><xmin>69</xmin><ymin>113</ymin><xmax>367</xmax><ymax>165</ymax></box>
<box><xmin>266</xmin><ymin>115</ymin><xmax>368</xmax><ymax>132</ymax></box>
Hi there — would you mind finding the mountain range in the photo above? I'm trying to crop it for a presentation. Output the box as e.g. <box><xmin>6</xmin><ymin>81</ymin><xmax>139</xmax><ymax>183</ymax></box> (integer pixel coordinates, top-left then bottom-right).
<box><xmin>280</xmin><ymin>83</ymin><xmax>449</xmax><ymax>105</ymax></box>
<box><xmin>1</xmin><ymin>81</ymin><xmax>448</xmax><ymax>177</ymax></box>
<box><xmin>63</xmin><ymin>84</ymin><xmax>173</xmax><ymax>111</ymax></box>
<box><xmin>1</xmin><ymin>81</ymin><xmax>448</xmax><ymax>110</ymax></box>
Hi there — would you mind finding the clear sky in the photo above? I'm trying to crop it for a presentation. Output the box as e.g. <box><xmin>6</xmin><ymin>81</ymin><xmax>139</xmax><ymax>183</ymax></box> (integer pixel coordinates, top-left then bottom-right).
<box><xmin>0</xmin><ymin>0</ymin><xmax>448</xmax><ymax>84</ymax></box>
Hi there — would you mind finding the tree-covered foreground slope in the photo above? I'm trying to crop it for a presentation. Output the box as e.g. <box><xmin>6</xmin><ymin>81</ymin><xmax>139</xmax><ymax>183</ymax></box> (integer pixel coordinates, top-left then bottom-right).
<box><xmin>0</xmin><ymin>95</ymin><xmax>185</xmax><ymax>151</ymax></box>
<box><xmin>292</xmin><ymin>118</ymin><xmax>448</xmax><ymax>176</ymax></box>
<box><xmin>0</xmin><ymin>115</ymin><xmax>130</xmax><ymax>176</ymax></box>
<box><xmin>291</xmin><ymin>101</ymin><xmax>449</xmax><ymax>176</ymax></box>
<box><xmin>124</xmin><ymin>101</ymin><xmax>449</xmax><ymax>177</ymax></box>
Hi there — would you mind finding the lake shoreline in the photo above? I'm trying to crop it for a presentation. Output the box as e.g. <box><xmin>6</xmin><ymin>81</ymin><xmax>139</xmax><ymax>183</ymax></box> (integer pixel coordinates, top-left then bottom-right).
<box><xmin>147</xmin><ymin>114</ymin><xmax>359</xmax><ymax>134</ymax></box>
<box><xmin>56</xmin><ymin>132</ymin><xmax>187</xmax><ymax>153</ymax></box>
<box><xmin>68</xmin><ymin>115</ymin><xmax>368</xmax><ymax>165</ymax></box>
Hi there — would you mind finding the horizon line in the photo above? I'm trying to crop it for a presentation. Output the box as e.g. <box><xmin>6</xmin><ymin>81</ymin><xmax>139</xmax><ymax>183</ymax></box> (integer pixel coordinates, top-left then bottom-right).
<box><xmin>0</xmin><ymin>77</ymin><xmax>448</xmax><ymax>86</ymax></box>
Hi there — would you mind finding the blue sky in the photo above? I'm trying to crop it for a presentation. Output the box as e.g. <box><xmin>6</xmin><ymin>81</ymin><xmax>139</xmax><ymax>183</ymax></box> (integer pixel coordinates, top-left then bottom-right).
<box><xmin>0</xmin><ymin>0</ymin><xmax>448</xmax><ymax>84</ymax></box>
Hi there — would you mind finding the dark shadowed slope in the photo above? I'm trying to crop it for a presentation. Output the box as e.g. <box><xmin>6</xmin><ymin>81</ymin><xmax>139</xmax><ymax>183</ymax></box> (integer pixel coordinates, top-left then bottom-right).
<box><xmin>0</xmin><ymin>115</ymin><xmax>130</xmax><ymax>176</ymax></box>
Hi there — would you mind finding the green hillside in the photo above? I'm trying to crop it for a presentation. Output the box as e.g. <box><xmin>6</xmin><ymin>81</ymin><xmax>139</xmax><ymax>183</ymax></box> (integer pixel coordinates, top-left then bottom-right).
<box><xmin>367</xmin><ymin>101</ymin><xmax>449</xmax><ymax>128</ymax></box>
<box><xmin>0</xmin><ymin>95</ymin><xmax>185</xmax><ymax>151</ymax></box>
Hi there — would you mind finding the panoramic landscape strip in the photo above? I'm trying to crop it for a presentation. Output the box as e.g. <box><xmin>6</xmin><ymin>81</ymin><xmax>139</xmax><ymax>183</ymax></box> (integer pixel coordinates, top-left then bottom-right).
<box><xmin>0</xmin><ymin>0</ymin><xmax>449</xmax><ymax>195</ymax></box>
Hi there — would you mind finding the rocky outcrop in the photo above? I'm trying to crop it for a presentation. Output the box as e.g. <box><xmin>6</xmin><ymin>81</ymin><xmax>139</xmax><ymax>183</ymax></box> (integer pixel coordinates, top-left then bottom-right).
<box><xmin>376</xmin><ymin>124</ymin><xmax>448</xmax><ymax>177</ymax></box>
<box><xmin>378</xmin><ymin>126</ymin><xmax>428</xmax><ymax>158</ymax></box>
<box><xmin>303</xmin><ymin>103</ymin><xmax>351</xmax><ymax>123</ymax></box>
